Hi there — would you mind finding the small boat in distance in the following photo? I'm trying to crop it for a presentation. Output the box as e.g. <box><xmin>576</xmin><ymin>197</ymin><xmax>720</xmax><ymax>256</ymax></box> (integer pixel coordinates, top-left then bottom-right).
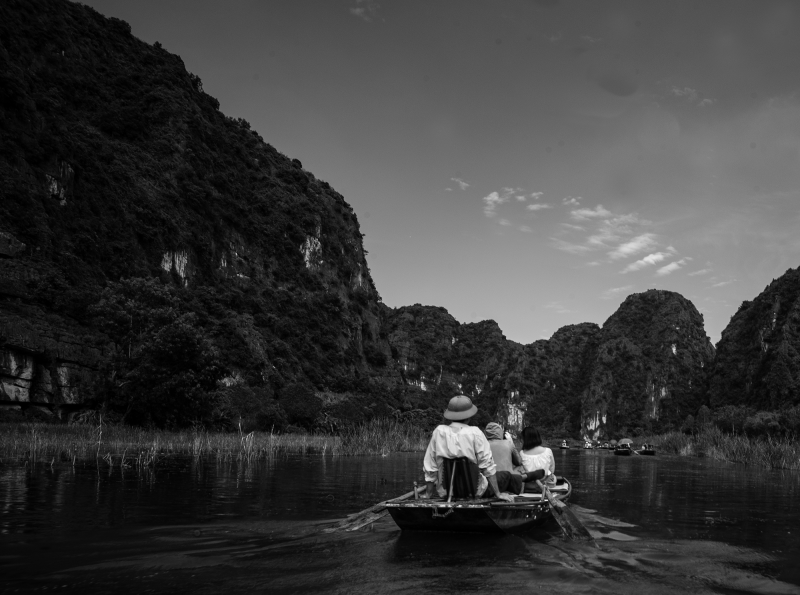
<box><xmin>614</xmin><ymin>438</ymin><xmax>634</xmax><ymax>456</ymax></box>
<box><xmin>559</xmin><ymin>440</ymin><xmax>570</xmax><ymax>449</ymax></box>
<box><xmin>637</xmin><ymin>443</ymin><xmax>656</xmax><ymax>456</ymax></box>
<box><xmin>386</xmin><ymin>478</ymin><xmax>574</xmax><ymax>533</ymax></box>
<box><xmin>583</xmin><ymin>441</ymin><xmax>593</xmax><ymax>449</ymax></box>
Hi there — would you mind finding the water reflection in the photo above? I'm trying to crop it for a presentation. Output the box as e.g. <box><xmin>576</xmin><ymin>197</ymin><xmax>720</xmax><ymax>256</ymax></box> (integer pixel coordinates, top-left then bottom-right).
<box><xmin>1</xmin><ymin>451</ymin><xmax>800</xmax><ymax>593</ymax></box>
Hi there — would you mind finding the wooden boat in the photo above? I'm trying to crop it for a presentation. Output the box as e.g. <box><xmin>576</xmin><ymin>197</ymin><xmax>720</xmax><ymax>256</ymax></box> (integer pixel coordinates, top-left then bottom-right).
<box><xmin>637</xmin><ymin>443</ymin><xmax>656</xmax><ymax>456</ymax></box>
<box><xmin>613</xmin><ymin>443</ymin><xmax>633</xmax><ymax>456</ymax></box>
<box><xmin>385</xmin><ymin>478</ymin><xmax>573</xmax><ymax>533</ymax></box>
<box><xmin>559</xmin><ymin>441</ymin><xmax>570</xmax><ymax>450</ymax></box>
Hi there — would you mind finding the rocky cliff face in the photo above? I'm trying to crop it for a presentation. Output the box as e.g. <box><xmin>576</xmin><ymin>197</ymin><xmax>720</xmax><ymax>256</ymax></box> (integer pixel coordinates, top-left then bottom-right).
<box><xmin>0</xmin><ymin>0</ymin><xmax>386</xmax><ymax>417</ymax></box>
<box><xmin>580</xmin><ymin>290</ymin><xmax>715</xmax><ymax>438</ymax></box>
<box><xmin>385</xmin><ymin>292</ymin><xmax>714</xmax><ymax>440</ymax></box>
<box><xmin>709</xmin><ymin>267</ymin><xmax>800</xmax><ymax>410</ymax></box>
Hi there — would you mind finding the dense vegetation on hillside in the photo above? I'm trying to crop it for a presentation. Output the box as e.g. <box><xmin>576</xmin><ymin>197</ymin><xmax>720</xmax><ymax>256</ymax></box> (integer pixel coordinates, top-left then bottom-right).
<box><xmin>2</xmin><ymin>0</ymin><xmax>798</xmax><ymax>439</ymax></box>
<box><xmin>0</xmin><ymin>0</ymin><xmax>393</xmax><ymax>427</ymax></box>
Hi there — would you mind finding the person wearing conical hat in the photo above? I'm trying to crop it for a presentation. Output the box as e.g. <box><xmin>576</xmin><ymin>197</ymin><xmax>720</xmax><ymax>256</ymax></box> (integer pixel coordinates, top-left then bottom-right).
<box><xmin>422</xmin><ymin>396</ymin><xmax>515</xmax><ymax>501</ymax></box>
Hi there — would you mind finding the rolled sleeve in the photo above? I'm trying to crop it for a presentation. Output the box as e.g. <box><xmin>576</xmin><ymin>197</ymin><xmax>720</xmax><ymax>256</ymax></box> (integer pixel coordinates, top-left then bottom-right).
<box><xmin>422</xmin><ymin>438</ymin><xmax>439</xmax><ymax>483</ymax></box>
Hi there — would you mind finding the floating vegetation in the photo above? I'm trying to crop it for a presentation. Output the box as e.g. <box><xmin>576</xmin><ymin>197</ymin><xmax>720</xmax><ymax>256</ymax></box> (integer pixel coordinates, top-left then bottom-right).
<box><xmin>645</xmin><ymin>426</ymin><xmax>800</xmax><ymax>470</ymax></box>
<box><xmin>0</xmin><ymin>417</ymin><xmax>430</xmax><ymax>465</ymax></box>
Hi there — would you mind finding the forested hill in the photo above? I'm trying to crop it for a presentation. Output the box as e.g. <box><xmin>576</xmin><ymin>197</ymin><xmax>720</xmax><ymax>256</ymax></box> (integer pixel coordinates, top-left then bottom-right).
<box><xmin>1</xmin><ymin>0</ymin><xmax>795</xmax><ymax>438</ymax></box>
<box><xmin>0</xmin><ymin>0</ymin><xmax>389</xmax><ymax>426</ymax></box>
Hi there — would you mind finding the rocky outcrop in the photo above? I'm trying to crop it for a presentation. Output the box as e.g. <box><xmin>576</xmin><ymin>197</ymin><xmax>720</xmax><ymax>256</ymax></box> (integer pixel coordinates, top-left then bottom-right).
<box><xmin>580</xmin><ymin>290</ymin><xmax>715</xmax><ymax>438</ymax></box>
<box><xmin>0</xmin><ymin>0</ymin><xmax>386</xmax><ymax>416</ymax></box>
<box><xmin>709</xmin><ymin>267</ymin><xmax>800</xmax><ymax>410</ymax></box>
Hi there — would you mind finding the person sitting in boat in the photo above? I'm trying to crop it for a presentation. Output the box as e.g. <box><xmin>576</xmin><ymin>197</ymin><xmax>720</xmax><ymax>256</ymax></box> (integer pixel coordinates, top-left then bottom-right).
<box><xmin>485</xmin><ymin>422</ymin><xmax>547</xmax><ymax>486</ymax></box>
<box><xmin>422</xmin><ymin>396</ymin><xmax>516</xmax><ymax>502</ymax></box>
<box><xmin>520</xmin><ymin>426</ymin><xmax>556</xmax><ymax>488</ymax></box>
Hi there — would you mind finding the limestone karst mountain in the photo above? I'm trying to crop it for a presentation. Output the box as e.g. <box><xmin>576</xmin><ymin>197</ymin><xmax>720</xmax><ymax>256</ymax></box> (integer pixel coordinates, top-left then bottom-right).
<box><xmin>709</xmin><ymin>267</ymin><xmax>800</xmax><ymax>411</ymax></box>
<box><xmin>0</xmin><ymin>0</ymin><xmax>387</xmax><ymax>425</ymax></box>
<box><xmin>1</xmin><ymin>0</ymin><xmax>795</xmax><ymax>434</ymax></box>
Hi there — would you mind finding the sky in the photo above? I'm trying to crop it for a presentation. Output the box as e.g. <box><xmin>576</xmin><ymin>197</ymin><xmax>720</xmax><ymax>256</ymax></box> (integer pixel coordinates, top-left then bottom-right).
<box><xmin>82</xmin><ymin>0</ymin><xmax>800</xmax><ymax>346</ymax></box>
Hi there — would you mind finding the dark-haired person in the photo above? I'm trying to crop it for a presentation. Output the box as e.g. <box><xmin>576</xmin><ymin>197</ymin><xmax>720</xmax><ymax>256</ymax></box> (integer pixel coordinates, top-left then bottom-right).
<box><xmin>422</xmin><ymin>396</ymin><xmax>516</xmax><ymax>501</ymax></box>
<box><xmin>485</xmin><ymin>422</ymin><xmax>547</xmax><ymax>488</ymax></box>
<box><xmin>520</xmin><ymin>426</ymin><xmax>556</xmax><ymax>488</ymax></box>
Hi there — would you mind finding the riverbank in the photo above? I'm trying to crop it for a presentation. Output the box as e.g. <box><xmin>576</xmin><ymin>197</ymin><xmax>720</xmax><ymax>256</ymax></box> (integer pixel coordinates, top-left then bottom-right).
<box><xmin>644</xmin><ymin>426</ymin><xmax>800</xmax><ymax>471</ymax></box>
<box><xmin>0</xmin><ymin>418</ymin><xmax>430</xmax><ymax>465</ymax></box>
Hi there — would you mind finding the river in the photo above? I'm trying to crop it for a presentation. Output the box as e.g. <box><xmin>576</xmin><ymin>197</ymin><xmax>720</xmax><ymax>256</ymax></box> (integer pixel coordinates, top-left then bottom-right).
<box><xmin>2</xmin><ymin>449</ymin><xmax>800</xmax><ymax>594</ymax></box>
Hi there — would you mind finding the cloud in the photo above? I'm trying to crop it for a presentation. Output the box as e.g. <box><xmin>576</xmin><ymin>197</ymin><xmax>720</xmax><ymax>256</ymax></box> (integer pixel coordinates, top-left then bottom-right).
<box><xmin>519</xmin><ymin>225</ymin><xmax>533</xmax><ymax>233</ymax></box>
<box><xmin>349</xmin><ymin>0</ymin><xmax>379</xmax><ymax>21</ymax></box>
<box><xmin>562</xmin><ymin>196</ymin><xmax>581</xmax><ymax>206</ymax></box>
<box><xmin>445</xmin><ymin>187</ymin><xmax>453</xmax><ymax>192</ymax></box>
<box><xmin>499</xmin><ymin>219</ymin><xmax>512</xmax><ymax>226</ymax></box>
<box><xmin>451</xmin><ymin>177</ymin><xmax>469</xmax><ymax>190</ymax></box>
<box><xmin>581</xmin><ymin>35</ymin><xmax>602</xmax><ymax>43</ymax></box>
<box><xmin>656</xmin><ymin>257</ymin><xmax>692</xmax><ymax>276</ymax></box>
<box><xmin>527</xmin><ymin>203</ymin><xmax>553</xmax><ymax>212</ymax></box>
<box><xmin>669</xmin><ymin>85</ymin><xmax>715</xmax><ymax>108</ymax></box>
<box><xmin>698</xmin><ymin>98</ymin><xmax>716</xmax><ymax>108</ymax></box>
<box><xmin>688</xmin><ymin>268</ymin><xmax>711</xmax><ymax>276</ymax></box>
<box><xmin>712</xmin><ymin>280</ymin><xmax>735</xmax><ymax>288</ymax></box>
<box><xmin>608</xmin><ymin>233</ymin><xmax>658</xmax><ymax>260</ymax></box>
<box><xmin>620</xmin><ymin>250</ymin><xmax>675</xmax><ymax>273</ymax></box>
<box><xmin>561</xmin><ymin>223</ymin><xmax>585</xmax><ymax>231</ymax></box>
<box><xmin>481</xmin><ymin>186</ymin><xmax>529</xmax><ymax>217</ymax></box>
<box><xmin>530</xmin><ymin>192</ymin><xmax>544</xmax><ymax>200</ymax></box>
<box><xmin>601</xmin><ymin>285</ymin><xmax>633</xmax><ymax>300</ymax></box>
<box><xmin>482</xmin><ymin>191</ymin><xmax>508</xmax><ymax>217</ymax></box>
<box><xmin>570</xmin><ymin>205</ymin><xmax>611</xmax><ymax>220</ymax></box>
<box><xmin>545</xmin><ymin>301</ymin><xmax>574</xmax><ymax>314</ymax></box>
<box><xmin>551</xmin><ymin>238</ymin><xmax>593</xmax><ymax>254</ymax></box>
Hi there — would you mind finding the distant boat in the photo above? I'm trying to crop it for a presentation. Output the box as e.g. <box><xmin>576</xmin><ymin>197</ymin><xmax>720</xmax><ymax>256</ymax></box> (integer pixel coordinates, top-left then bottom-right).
<box><xmin>559</xmin><ymin>440</ymin><xmax>570</xmax><ymax>450</ymax></box>
<box><xmin>583</xmin><ymin>442</ymin><xmax>593</xmax><ymax>449</ymax></box>
<box><xmin>614</xmin><ymin>438</ymin><xmax>633</xmax><ymax>456</ymax></box>
<box><xmin>637</xmin><ymin>443</ymin><xmax>656</xmax><ymax>456</ymax></box>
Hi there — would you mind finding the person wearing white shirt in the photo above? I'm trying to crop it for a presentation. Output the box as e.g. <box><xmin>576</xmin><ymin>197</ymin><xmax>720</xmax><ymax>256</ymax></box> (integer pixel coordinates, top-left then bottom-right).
<box><xmin>422</xmin><ymin>395</ymin><xmax>515</xmax><ymax>502</ymax></box>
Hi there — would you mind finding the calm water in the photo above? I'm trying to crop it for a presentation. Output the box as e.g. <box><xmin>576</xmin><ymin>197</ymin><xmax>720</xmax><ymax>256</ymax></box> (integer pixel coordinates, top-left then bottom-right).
<box><xmin>2</xmin><ymin>449</ymin><xmax>800</xmax><ymax>594</ymax></box>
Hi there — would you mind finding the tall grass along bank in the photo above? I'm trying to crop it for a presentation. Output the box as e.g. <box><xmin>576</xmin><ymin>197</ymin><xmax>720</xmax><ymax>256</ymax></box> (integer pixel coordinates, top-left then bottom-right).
<box><xmin>645</xmin><ymin>426</ymin><xmax>800</xmax><ymax>471</ymax></box>
<box><xmin>0</xmin><ymin>418</ymin><xmax>430</xmax><ymax>466</ymax></box>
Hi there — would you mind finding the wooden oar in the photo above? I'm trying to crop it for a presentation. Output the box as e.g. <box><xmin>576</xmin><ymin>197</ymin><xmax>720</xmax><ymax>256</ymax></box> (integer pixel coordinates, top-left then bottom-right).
<box><xmin>536</xmin><ymin>480</ymin><xmax>594</xmax><ymax>543</ymax></box>
<box><xmin>323</xmin><ymin>485</ymin><xmax>427</xmax><ymax>533</ymax></box>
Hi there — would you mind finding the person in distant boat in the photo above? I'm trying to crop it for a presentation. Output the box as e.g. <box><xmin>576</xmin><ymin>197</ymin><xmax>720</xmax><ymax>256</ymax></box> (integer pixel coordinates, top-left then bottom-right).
<box><xmin>422</xmin><ymin>396</ymin><xmax>516</xmax><ymax>501</ymax></box>
<box><xmin>520</xmin><ymin>426</ymin><xmax>556</xmax><ymax>488</ymax></box>
<box><xmin>485</xmin><ymin>422</ymin><xmax>546</xmax><ymax>488</ymax></box>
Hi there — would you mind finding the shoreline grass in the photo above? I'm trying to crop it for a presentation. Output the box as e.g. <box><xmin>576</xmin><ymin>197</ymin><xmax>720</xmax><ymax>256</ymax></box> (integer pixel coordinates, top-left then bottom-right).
<box><xmin>643</xmin><ymin>426</ymin><xmax>800</xmax><ymax>471</ymax></box>
<box><xmin>0</xmin><ymin>418</ymin><xmax>430</xmax><ymax>466</ymax></box>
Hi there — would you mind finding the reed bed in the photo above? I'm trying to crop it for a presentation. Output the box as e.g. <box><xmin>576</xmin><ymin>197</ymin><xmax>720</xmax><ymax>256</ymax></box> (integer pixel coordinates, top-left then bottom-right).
<box><xmin>0</xmin><ymin>417</ymin><xmax>430</xmax><ymax>466</ymax></box>
<box><xmin>644</xmin><ymin>426</ymin><xmax>800</xmax><ymax>470</ymax></box>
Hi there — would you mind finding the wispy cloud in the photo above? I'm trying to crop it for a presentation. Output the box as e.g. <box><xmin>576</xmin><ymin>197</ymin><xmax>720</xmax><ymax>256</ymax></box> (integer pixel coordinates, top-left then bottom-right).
<box><xmin>450</xmin><ymin>177</ymin><xmax>469</xmax><ymax>190</ymax></box>
<box><xmin>519</xmin><ymin>225</ymin><xmax>533</xmax><ymax>233</ymax></box>
<box><xmin>561</xmin><ymin>223</ymin><xmax>585</xmax><ymax>231</ymax></box>
<box><xmin>562</xmin><ymin>196</ymin><xmax>581</xmax><ymax>206</ymax></box>
<box><xmin>499</xmin><ymin>219</ymin><xmax>512</xmax><ymax>226</ymax></box>
<box><xmin>481</xmin><ymin>187</ymin><xmax>534</xmax><ymax>218</ymax></box>
<box><xmin>527</xmin><ymin>203</ymin><xmax>553</xmax><ymax>212</ymax></box>
<box><xmin>669</xmin><ymin>85</ymin><xmax>715</xmax><ymax>108</ymax></box>
<box><xmin>620</xmin><ymin>250</ymin><xmax>675</xmax><ymax>273</ymax></box>
<box><xmin>530</xmin><ymin>191</ymin><xmax>544</xmax><ymax>200</ymax></box>
<box><xmin>349</xmin><ymin>0</ymin><xmax>379</xmax><ymax>21</ymax></box>
<box><xmin>482</xmin><ymin>191</ymin><xmax>508</xmax><ymax>217</ymax></box>
<box><xmin>570</xmin><ymin>205</ymin><xmax>611</xmax><ymax>220</ymax></box>
<box><xmin>545</xmin><ymin>301</ymin><xmax>574</xmax><ymax>314</ymax></box>
<box><xmin>609</xmin><ymin>233</ymin><xmax>658</xmax><ymax>260</ymax></box>
<box><xmin>688</xmin><ymin>268</ymin><xmax>712</xmax><ymax>277</ymax></box>
<box><xmin>601</xmin><ymin>285</ymin><xmax>633</xmax><ymax>300</ymax></box>
<box><xmin>656</xmin><ymin>257</ymin><xmax>692</xmax><ymax>276</ymax></box>
<box><xmin>581</xmin><ymin>35</ymin><xmax>602</xmax><ymax>43</ymax></box>
<box><xmin>712</xmin><ymin>280</ymin><xmax>735</xmax><ymax>288</ymax></box>
<box><xmin>551</xmin><ymin>238</ymin><xmax>593</xmax><ymax>254</ymax></box>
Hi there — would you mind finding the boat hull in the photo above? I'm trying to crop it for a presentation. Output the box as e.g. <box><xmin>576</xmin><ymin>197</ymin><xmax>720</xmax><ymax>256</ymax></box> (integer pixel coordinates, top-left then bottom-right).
<box><xmin>613</xmin><ymin>449</ymin><xmax>632</xmax><ymax>456</ymax></box>
<box><xmin>638</xmin><ymin>449</ymin><xmax>656</xmax><ymax>456</ymax></box>
<box><xmin>386</xmin><ymin>480</ymin><xmax>572</xmax><ymax>533</ymax></box>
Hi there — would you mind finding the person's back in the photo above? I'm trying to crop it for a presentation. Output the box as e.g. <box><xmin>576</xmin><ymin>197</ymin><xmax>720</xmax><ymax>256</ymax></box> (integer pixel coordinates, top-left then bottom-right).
<box><xmin>484</xmin><ymin>422</ymin><xmax>520</xmax><ymax>473</ymax></box>
<box><xmin>520</xmin><ymin>427</ymin><xmax>556</xmax><ymax>487</ymax></box>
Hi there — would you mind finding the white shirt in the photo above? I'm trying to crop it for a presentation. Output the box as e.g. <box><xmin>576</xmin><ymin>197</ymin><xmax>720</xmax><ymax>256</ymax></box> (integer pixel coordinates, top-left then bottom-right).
<box><xmin>520</xmin><ymin>447</ymin><xmax>556</xmax><ymax>485</ymax></box>
<box><xmin>422</xmin><ymin>422</ymin><xmax>497</xmax><ymax>490</ymax></box>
